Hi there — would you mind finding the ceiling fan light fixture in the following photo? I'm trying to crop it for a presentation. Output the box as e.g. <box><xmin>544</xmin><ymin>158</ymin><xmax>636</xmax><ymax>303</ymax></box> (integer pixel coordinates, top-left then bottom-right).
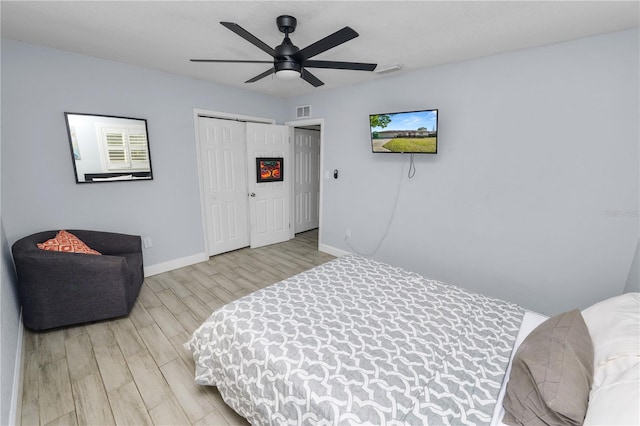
<box><xmin>274</xmin><ymin>60</ymin><xmax>301</xmax><ymax>81</ymax></box>
<box><xmin>276</xmin><ymin>69</ymin><xmax>300</xmax><ymax>80</ymax></box>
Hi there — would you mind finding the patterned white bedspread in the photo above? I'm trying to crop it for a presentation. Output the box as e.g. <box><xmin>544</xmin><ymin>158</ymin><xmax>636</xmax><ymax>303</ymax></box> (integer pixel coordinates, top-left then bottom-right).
<box><xmin>186</xmin><ymin>255</ymin><xmax>523</xmax><ymax>425</ymax></box>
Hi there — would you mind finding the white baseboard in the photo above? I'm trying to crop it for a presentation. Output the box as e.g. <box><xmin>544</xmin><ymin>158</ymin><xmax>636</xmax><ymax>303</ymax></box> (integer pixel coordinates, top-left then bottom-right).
<box><xmin>10</xmin><ymin>312</ymin><xmax>24</xmax><ymax>426</ymax></box>
<box><xmin>144</xmin><ymin>252</ymin><xmax>208</xmax><ymax>277</ymax></box>
<box><xmin>144</xmin><ymin>244</ymin><xmax>349</xmax><ymax>277</ymax></box>
<box><xmin>318</xmin><ymin>243</ymin><xmax>352</xmax><ymax>258</ymax></box>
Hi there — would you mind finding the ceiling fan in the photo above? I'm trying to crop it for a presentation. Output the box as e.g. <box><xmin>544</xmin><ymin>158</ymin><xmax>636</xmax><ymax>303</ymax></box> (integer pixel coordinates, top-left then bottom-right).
<box><xmin>190</xmin><ymin>15</ymin><xmax>377</xmax><ymax>87</ymax></box>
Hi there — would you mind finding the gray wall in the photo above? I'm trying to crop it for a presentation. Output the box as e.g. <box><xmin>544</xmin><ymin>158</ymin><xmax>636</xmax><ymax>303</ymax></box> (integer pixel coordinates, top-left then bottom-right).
<box><xmin>1</xmin><ymin>38</ymin><xmax>287</xmax><ymax>267</ymax></box>
<box><xmin>1</xmin><ymin>219</ymin><xmax>21</xmax><ymax>425</ymax></box>
<box><xmin>624</xmin><ymin>238</ymin><xmax>640</xmax><ymax>293</ymax></box>
<box><xmin>288</xmin><ymin>29</ymin><xmax>639</xmax><ymax>315</ymax></box>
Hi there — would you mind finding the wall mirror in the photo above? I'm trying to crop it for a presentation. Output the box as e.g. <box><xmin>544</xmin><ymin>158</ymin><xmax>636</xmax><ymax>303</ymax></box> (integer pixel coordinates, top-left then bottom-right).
<box><xmin>65</xmin><ymin>112</ymin><xmax>153</xmax><ymax>183</ymax></box>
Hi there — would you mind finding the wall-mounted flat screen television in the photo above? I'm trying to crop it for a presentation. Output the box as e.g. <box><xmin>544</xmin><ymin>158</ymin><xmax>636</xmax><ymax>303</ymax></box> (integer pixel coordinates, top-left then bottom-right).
<box><xmin>370</xmin><ymin>109</ymin><xmax>438</xmax><ymax>153</ymax></box>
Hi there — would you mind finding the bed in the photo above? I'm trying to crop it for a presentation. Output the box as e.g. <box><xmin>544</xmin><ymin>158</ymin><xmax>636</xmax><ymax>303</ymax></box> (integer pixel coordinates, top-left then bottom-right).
<box><xmin>186</xmin><ymin>254</ymin><xmax>640</xmax><ymax>425</ymax></box>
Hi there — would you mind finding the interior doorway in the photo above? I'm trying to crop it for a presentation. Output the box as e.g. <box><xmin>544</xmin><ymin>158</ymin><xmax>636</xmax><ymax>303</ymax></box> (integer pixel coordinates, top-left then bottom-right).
<box><xmin>287</xmin><ymin>118</ymin><xmax>324</xmax><ymax>249</ymax></box>
<box><xmin>293</xmin><ymin>126</ymin><xmax>320</xmax><ymax>234</ymax></box>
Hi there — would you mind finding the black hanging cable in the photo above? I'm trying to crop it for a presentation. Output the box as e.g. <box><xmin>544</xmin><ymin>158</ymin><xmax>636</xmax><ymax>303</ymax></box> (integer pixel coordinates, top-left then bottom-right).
<box><xmin>408</xmin><ymin>153</ymin><xmax>416</xmax><ymax>178</ymax></box>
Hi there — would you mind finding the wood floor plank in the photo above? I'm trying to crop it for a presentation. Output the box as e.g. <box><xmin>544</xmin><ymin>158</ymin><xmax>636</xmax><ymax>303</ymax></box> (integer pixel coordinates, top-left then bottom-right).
<box><xmin>169</xmin><ymin>331</ymin><xmax>197</xmax><ymax>375</ymax></box>
<box><xmin>160</xmin><ymin>358</ymin><xmax>216</xmax><ymax>424</ymax></box>
<box><xmin>23</xmin><ymin>330</ymin><xmax>38</xmax><ymax>353</ymax></box>
<box><xmin>37</xmin><ymin>329</ymin><xmax>65</xmax><ymax>365</ymax></box>
<box><xmin>167</xmin><ymin>268</ymin><xmax>193</xmax><ymax>285</ymax></box>
<box><xmin>137</xmin><ymin>284</ymin><xmax>163</xmax><ymax>309</ymax></box>
<box><xmin>126</xmin><ymin>350</ymin><xmax>173</xmax><ymax>411</ymax></box>
<box><xmin>176</xmin><ymin>309</ymin><xmax>203</xmax><ymax>335</ymax></box>
<box><xmin>182</xmin><ymin>280</ymin><xmax>218</xmax><ymax>305</ymax></box>
<box><xmin>72</xmin><ymin>372</ymin><xmax>115</xmax><ymax>425</ymax></box>
<box><xmin>65</xmin><ymin>332</ymin><xmax>99</xmax><ymax>382</ymax></box>
<box><xmin>206</xmin><ymin>281</ymin><xmax>236</xmax><ymax>304</ymax></box>
<box><xmin>93</xmin><ymin>343</ymin><xmax>133</xmax><ymax>392</ymax></box>
<box><xmin>21</xmin><ymin>398</ymin><xmax>39</xmax><ymax>426</ymax></box>
<box><xmin>62</xmin><ymin>324</ymin><xmax>86</xmax><ymax>339</ymax></box>
<box><xmin>204</xmin><ymin>386</ymin><xmax>250</xmax><ymax>426</ymax></box>
<box><xmin>143</xmin><ymin>275</ymin><xmax>169</xmax><ymax>293</ymax></box>
<box><xmin>86</xmin><ymin>321</ymin><xmax>118</xmax><ymax>347</ymax></box>
<box><xmin>111</xmin><ymin>317</ymin><xmax>147</xmax><ymax>358</ymax></box>
<box><xmin>108</xmin><ymin>381</ymin><xmax>153</xmax><ymax>426</ymax></box>
<box><xmin>43</xmin><ymin>411</ymin><xmax>77</xmax><ymax>426</ymax></box>
<box><xmin>38</xmin><ymin>359</ymin><xmax>75</xmax><ymax>425</ymax></box>
<box><xmin>191</xmin><ymin>261</ymin><xmax>217</xmax><ymax>276</ymax></box>
<box><xmin>181</xmin><ymin>295</ymin><xmax>215</xmax><ymax>322</ymax></box>
<box><xmin>205</xmin><ymin>297</ymin><xmax>227</xmax><ymax>312</ymax></box>
<box><xmin>128</xmin><ymin>302</ymin><xmax>156</xmax><ymax>329</ymax></box>
<box><xmin>147</xmin><ymin>305</ymin><xmax>185</xmax><ymax>338</ymax></box>
<box><xmin>154</xmin><ymin>288</ymin><xmax>189</xmax><ymax>315</ymax></box>
<box><xmin>138</xmin><ymin>323</ymin><xmax>179</xmax><ymax>366</ymax></box>
<box><xmin>21</xmin><ymin>349</ymin><xmax>40</xmax><ymax>405</ymax></box>
<box><xmin>148</xmin><ymin>395</ymin><xmax>191</xmax><ymax>426</ymax></box>
<box><xmin>187</xmin><ymin>269</ymin><xmax>218</xmax><ymax>289</ymax></box>
<box><xmin>193</xmin><ymin>409</ymin><xmax>232</xmax><ymax>426</ymax></box>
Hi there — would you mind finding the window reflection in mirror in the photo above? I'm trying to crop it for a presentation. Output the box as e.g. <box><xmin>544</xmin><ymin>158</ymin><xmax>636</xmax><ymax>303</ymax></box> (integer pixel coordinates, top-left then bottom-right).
<box><xmin>64</xmin><ymin>112</ymin><xmax>153</xmax><ymax>183</ymax></box>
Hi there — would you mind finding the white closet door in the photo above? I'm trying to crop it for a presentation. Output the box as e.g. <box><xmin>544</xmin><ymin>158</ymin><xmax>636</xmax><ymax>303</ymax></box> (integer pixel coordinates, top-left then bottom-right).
<box><xmin>246</xmin><ymin>122</ymin><xmax>291</xmax><ymax>249</ymax></box>
<box><xmin>198</xmin><ymin>117</ymin><xmax>250</xmax><ymax>256</ymax></box>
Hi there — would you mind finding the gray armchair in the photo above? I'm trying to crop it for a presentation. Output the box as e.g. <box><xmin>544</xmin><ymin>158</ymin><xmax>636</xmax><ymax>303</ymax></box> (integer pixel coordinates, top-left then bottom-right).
<box><xmin>11</xmin><ymin>229</ymin><xmax>144</xmax><ymax>331</ymax></box>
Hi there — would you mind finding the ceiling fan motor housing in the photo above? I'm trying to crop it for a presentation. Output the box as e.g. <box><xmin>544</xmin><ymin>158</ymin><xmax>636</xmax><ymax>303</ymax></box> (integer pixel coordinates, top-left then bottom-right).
<box><xmin>275</xmin><ymin>60</ymin><xmax>301</xmax><ymax>74</ymax></box>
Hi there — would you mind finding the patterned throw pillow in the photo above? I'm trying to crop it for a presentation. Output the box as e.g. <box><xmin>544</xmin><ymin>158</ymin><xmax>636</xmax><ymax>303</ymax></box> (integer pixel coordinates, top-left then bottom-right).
<box><xmin>37</xmin><ymin>230</ymin><xmax>101</xmax><ymax>255</ymax></box>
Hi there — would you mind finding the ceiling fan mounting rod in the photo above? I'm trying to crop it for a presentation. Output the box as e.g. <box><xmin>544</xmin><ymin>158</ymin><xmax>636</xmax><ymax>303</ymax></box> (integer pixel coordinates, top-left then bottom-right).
<box><xmin>277</xmin><ymin>15</ymin><xmax>297</xmax><ymax>35</ymax></box>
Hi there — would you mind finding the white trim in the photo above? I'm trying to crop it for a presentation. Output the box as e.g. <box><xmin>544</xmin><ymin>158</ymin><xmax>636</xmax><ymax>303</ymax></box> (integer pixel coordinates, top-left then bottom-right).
<box><xmin>193</xmin><ymin>108</ymin><xmax>276</xmax><ymax>258</ymax></box>
<box><xmin>318</xmin><ymin>242</ymin><xmax>352</xmax><ymax>258</ymax></box>
<box><xmin>285</xmin><ymin>118</ymin><xmax>325</xmax><ymax>249</ymax></box>
<box><xmin>144</xmin><ymin>252</ymin><xmax>208</xmax><ymax>277</ymax></box>
<box><xmin>9</xmin><ymin>312</ymin><xmax>24</xmax><ymax>426</ymax></box>
<box><xmin>193</xmin><ymin>108</ymin><xmax>275</xmax><ymax>125</ymax></box>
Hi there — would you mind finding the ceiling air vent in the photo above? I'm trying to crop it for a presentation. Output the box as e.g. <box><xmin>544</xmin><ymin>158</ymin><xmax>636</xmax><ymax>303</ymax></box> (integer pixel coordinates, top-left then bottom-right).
<box><xmin>296</xmin><ymin>105</ymin><xmax>311</xmax><ymax>118</ymax></box>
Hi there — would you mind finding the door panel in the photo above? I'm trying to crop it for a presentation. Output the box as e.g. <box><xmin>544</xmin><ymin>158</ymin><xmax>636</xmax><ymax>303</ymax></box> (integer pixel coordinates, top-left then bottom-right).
<box><xmin>198</xmin><ymin>117</ymin><xmax>250</xmax><ymax>256</ymax></box>
<box><xmin>294</xmin><ymin>128</ymin><xmax>320</xmax><ymax>233</ymax></box>
<box><xmin>246</xmin><ymin>122</ymin><xmax>290</xmax><ymax>249</ymax></box>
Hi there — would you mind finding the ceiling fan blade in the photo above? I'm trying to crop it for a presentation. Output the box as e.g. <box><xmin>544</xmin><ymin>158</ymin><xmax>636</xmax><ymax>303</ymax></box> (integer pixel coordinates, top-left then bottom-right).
<box><xmin>304</xmin><ymin>60</ymin><xmax>377</xmax><ymax>71</ymax></box>
<box><xmin>220</xmin><ymin>22</ymin><xmax>276</xmax><ymax>57</ymax></box>
<box><xmin>190</xmin><ymin>59</ymin><xmax>273</xmax><ymax>63</ymax></box>
<box><xmin>245</xmin><ymin>68</ymin><xmax>275</xmax><ymax>83</ymax></box>
<box><xmin>301</xmin><ymin>69</ymin><xmax>324</xmax><ymax>87</ymax></box>
<box><xmin>295</xmin><ymin>27</ymin><xmax>359</xmax><ymax>61</ymax></box>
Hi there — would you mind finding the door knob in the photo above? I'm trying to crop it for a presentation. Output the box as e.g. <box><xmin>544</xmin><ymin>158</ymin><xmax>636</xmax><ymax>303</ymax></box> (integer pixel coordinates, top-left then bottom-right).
<box><xmin>250</xmin><ymin>192</ymin><xmax>256</xmax><ymax>197</ymax></box>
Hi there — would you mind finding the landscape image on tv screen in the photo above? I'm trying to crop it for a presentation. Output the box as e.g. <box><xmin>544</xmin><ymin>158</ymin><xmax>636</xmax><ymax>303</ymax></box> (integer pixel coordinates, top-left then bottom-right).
<box><xmin>370</xmin><ymin>109</ymin><xmax>438</xmax><ymax>153</ymax></box>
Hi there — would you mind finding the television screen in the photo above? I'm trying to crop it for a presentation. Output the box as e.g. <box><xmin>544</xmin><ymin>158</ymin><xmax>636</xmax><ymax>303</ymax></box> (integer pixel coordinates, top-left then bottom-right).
<box><xmin>370</xmin><ymin>109</ymin><xmax>438</xmax><ymax>153</ymax></box>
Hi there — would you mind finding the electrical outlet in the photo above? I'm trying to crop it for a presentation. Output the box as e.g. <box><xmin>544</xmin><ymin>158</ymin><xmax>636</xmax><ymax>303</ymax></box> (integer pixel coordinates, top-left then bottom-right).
<box><xmin>345</xmin><ymin>229</ymin><xmax>351</xmax><ymax>238</ymax></box>
<box><xmin>143</xmin><ymin>237</ymin><xmax>153</xmax><ymax>248</ymax></box>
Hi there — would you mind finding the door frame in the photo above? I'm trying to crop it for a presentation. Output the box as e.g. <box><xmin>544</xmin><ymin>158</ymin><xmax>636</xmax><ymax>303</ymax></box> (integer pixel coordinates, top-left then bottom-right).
<box><xmin>285</xmin><ymin>118</ymin><xmax>325</xmax><ymax>249</ymax></box>
<box><xmin>193</xmin><ymin>108</ymin><xmax>275</xmax><ymax>257</ymax></box>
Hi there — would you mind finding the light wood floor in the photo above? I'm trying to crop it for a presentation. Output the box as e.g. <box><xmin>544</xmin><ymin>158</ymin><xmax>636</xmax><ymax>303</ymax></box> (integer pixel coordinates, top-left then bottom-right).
<box><xmin>20</xmin><ymin>230</ymin><xmax>334</xmax><ymax>426</ymax></box>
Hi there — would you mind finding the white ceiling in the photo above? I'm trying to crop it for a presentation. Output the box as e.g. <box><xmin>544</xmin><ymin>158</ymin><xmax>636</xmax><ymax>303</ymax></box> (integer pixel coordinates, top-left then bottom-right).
<box><xmin>2</xmin><ymin>1</ymin><xmax>638</xmax><ymax>98</ymax></box>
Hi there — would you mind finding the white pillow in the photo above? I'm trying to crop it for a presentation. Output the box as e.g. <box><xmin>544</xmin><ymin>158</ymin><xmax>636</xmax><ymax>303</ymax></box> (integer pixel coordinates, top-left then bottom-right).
<box><xmin>581</xmin><ymin>292</ymin><xmax>640</xmax><ymax>368</ymax></box>
<box><xmin>582</xmin><ymin>293</ymin><xmax>640</xmax><ymax>425</ymax></box>
<box><xmin>583</xmin><ymin>357</ymin><xmax>640</xmax><ymax>425</ymax></box>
